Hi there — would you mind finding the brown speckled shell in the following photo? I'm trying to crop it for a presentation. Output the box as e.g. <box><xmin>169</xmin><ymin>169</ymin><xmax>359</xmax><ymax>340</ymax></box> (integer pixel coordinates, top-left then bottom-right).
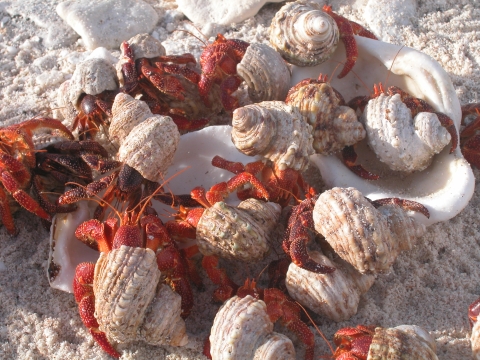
<box><xmin>285</xmin><ymin>251</ymin><xmax>374</xmax><ymax>321</ymax></box>
<box><xmin>209</xmin><ymin>295</ymin><xmax>295</xmax><ymax>360</ymax></box>
<box><xmin>231</xmin><ymin>101</ymin><xmax>314</xmax><ymax>171</ymax></box>
<box><xmin>94</xmin><ymin>245</ymin><xmax>188</xmax><ymax>346</ymax></box>
<box><xmin>269</xmin><ymin>1</ymin><xmax>339</xmax><ymax>67</ymax></box>
<box><xmin>362</xmin><ymin>93</ymin><xmax>451</xmax><ymax>172</ymax></box>
<box><xmin>196</xmin><ymin>199</ymin><xmax>281</xmax><ymax>261</ymax></box>
<box><xmin>313</xmin><ymin>187</ymin><xmax>425</xmax><ymax>274</ymax></box>
<box><xmin>368</xmin><ymin>326</ymin><xmax>438</xmax><ymax>359</ymax></box>
<box><xmin>237</xmin><ymin>43</ymin><xmax>291</xmax><ymax>103</ymax></box>
<box><xmin>286</xmin><ymin>80</ymin><xmax>365</xmax><ymax>154</ymax></box>
<box><xmin>117</xmin><ymin>115</ymin><xmax>180</xmax><ymax>182</ymax></box>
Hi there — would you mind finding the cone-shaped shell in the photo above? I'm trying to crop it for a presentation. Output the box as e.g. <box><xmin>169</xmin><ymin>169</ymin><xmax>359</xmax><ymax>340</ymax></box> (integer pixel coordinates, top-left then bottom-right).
<box><xmin>196</xmin><ymin>199</ymin><xmax>281</xmax><ymax>261</ymax></box>
<box><xmin>237</xmin><ymin>43</ymin><xmax>291</xmax><ymax>103</ymax></box>
<box><xmin>286</xmin><ymin>251</ymin><xmax>374</xmax><ymax>322</ymax></box>
<box><xmin>94</xmin><ymin>246</ymin><xmax>188</xmax><ymax>346</ymax></box>
<box><xmin>368</xmin><ymin>326</ymin><xmax>438</xmax><ymax>359</ymax></box>
<box><xmin>68</xmin><ymin>58</ymin><xmax>119</xmax><ymax>109</ymax></box>
<box><xmin>118</xmin><ymin>115</ymin><xmax>180</xmax><ymax>182</ymax></box>
<box><xmin>313</xmin><ymin>187</ymin><xmax>425</xmax><ymax>274</ymax></box>
<box><xmin>362</xmin><ymin>93</ymin><xmax>451</xmax><ymax>173</ymax></box>
<box><xmin>286</xmin><ymin>79</ymin><xmax>365</xmax><ymax>154</ymax></box>
<box><xmin>209</xmin><ymin>295</ymin><xmax>295</xmax><ymax>360</ymax></box>
<box><xmin>269</xmin><ymin>1</ymin><xmax>339</xmax><ymax>67</ymax></box>
<box><xmin>231</xmin><ymin>101</ymin><xmax>314</xmax><ymax>171</ymax></box>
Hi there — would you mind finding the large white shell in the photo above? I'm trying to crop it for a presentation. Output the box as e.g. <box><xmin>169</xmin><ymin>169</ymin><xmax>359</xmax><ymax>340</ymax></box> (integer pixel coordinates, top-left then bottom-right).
<box><xmin>285</xmin><ymin>251</ymin><xmax>374</xmax><ymax>321</ymax></box>
<box><xmin>231</xmin><ymin>101</ymin><xmax>314</xmax><ymax>172</ymax></box>
<box><xmin>269</xmin><ymin>1</ymin><xmax>339</xmax><ymax>67</ymax></box>
<box><xmin>209</xmin><ymin>295</ymin><xmax>295</xmax><ymax>360</ymax></box>
<box><xmin>361</xmin><ymin>93</ymin><xmax>451</xmax><ymax>173</ymax></box>
<box><xmin>236</xmin><ymin>43</ymin><xmax>291</xmax><ymax>103</ymax></box>
<box><xmin>293</xmin><ymin>36</ymin><xmax>474</xmax><ymax>226</ymax></box>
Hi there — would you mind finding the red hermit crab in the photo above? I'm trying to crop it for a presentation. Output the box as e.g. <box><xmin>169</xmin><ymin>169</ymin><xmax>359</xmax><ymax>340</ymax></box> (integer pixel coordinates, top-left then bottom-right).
<box><xmin>460</xmin><ymin>103</ymin><xmax>480</xmax><ymax>168</ymax></box>
<box><xmin>269</xmin><ymin>2</ymin><xmax>377</xmax><ymax>78</ymax></box>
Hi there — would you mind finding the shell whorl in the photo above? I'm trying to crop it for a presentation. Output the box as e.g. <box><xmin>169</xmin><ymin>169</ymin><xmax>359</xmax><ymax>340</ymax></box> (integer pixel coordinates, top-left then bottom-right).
<box><xmin>236</xmin><ymin>43</ymin><xmax>291</xmax><ymax>103</ymax></box>
<box><xmin>196</xmin><ymin>199</ymin><xmax>281</xmax><ymax>262</ymax></box>
<box><xmin>209</xmin><ymin>295</ymin><xmax>295</xmax><ymax>360</ymax></box>
<box><xmin>286</xmin><ymin>80</ymin><xmax>366</xmax><ymax>154</ymax></box>
<box><xmin>313</xmin><ymin>187</ymin><xmax>425</xmax><ymax>274</ymax></box>
<box><xmin>362</xmin><ymin>93</ymin><xmax>451</xmax><ymax>173</ymax></box>
<box><xmin>269</xmin><ymin>1</ymin><xmax>339</xmax><ymax>67</ymax></box>
<box><xmin>231</xmin><ymin>101</ymin><xmax>314</xmax><ymax>172</ymax></box>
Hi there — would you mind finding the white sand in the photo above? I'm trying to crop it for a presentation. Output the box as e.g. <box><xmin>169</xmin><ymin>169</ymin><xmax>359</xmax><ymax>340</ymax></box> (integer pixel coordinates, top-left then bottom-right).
<box><xmin>0</xmin><ymin>0</ymin><xmax>479</xmax><ymax>359</ymax></box>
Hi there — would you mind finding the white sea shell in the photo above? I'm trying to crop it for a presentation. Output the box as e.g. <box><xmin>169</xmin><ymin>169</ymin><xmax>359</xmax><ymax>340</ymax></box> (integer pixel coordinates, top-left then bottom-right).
<box><xmin>361</xmin><ymin>93</ymin><xmax>451</xmax><ymax>172</ymax></box>
<box><xmin>472</xmin><ymin>321</ymin><xmax>480</xmax><ymax>359</ymax></box>
<box><xmin>292</xmin><ymin>36</ymin><xmax>474</xmax><ymax>226</ymax></box>
<box><xmin>236</xmin><ymin>43</ymin><xmax>291</xmax><ymax>103</ymax></box>
<box><xmin>313</xmin><ymin>187</ymin><xmax>425</xmax><ymax>274</ymax></box>
<box><xmin>209</xmin><ymin>295</ymin><xmax>295</xmax><ymax>360</ymax></box>
<box><xmin>285</xmin><ymin>251</ymin><xmax>374</xmax><ymax>321</ymax></box>
<box><xmin>231</xmin><ymin>101</ymin><xmax>314</xmax><ymax>172</ymax></box>
<box><xmin>269</xmin><ymin>1</ymin><xmax>339</xmax><ymax>67</ymax></box>
<box><xmin>94</xmin><ymin>245</ymin><xmax>188</xmax><ymax>346</ymax></box>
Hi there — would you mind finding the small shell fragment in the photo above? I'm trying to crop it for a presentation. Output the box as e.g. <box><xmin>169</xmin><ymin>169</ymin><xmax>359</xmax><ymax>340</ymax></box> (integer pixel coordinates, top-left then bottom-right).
<box><xmin>231</xmin><ymin>101</ymin><xmax>314</xmax><ymax>172</ymax></box>
<box><xmin>472</xmin><ymin>320</ymin><xmax>480</xmax><ymax>359</ymax></box>
<box><xmin>209</xmin><ymin>295</ymin><xmax>295</xmax><ymax>360</ymax></box>
<box><xmin>196</xmin><ymin>199</ymin><xmax>281</xmax><ymax>262</ymax></box>
<box><xmin>285</xmin><ymin>251</ymin><xmax>374</xmax><ymax>321</ymax></box>
<box><xmin>361</xmin><ymin>93</ymin><xmax>451</xmax><ymax>173</ymax></box>
<box><xmin>236</xmin><ymin>43</ymin><xmax>291</xmax><ymax>103</ymax></box>
<box><xmin>269</xmin><ymin>1</ymin><xmax>339</xmax><ymax>67</ymax></box>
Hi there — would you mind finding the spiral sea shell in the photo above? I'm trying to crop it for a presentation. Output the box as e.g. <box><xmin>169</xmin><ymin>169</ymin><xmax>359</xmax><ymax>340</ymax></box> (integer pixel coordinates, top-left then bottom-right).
<box><xmin>285</xmin><ymin>251</ymin><xmax>374</xmax><ymax>322</ymax></box>
<box><xmin>209</xmin><ymin>295</ymin><xmax>295</xmax><ymax>360</ymax></box>
<box><xmin>269</xmin><ymin>1</ymin><xmax>339</xmax><ymax>67</ymax></box>
<box><xmin>236</xmin><ymin>43</ymin><xmax>291</xmax><ymax>103</ymax></box>
<box><xmin>367</xmin><ymin>325</ymin><xmax>438</xmax><ymax>359</ymax></box>
<box><xmin>286</xmin><ymin>79</ymin><xmax>365</xmax><ymax>154</ymax></box>
<box><xmin>94</xmin><ymin>245</ymin><xmax>188</xmax><ymax>346</ymax></box>
<box><xmin>361</xmin><ymin>93</ymin><xmax>452</xmax><ymax>173</ymax></box>
<box><xmin>313</xmin><ymin>187</ymin><xmax>425</xmax><ymax>274</ymax></box>
<box><xmin>231</xmin><ymin>101</ymin><xmax>314</xmax><ymax>172</ymax></box>
<box><xmin>196</xmin><ymin>198</ymin><xmax>281</xmax><ymax>262</ymax></box>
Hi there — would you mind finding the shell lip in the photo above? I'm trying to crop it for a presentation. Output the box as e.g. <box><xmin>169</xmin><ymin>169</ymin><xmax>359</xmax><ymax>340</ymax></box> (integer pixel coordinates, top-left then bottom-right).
<box><xmin>292</xmin><ymin>36</ymin><xmax>473</xmax><ymax>226</ymax></box>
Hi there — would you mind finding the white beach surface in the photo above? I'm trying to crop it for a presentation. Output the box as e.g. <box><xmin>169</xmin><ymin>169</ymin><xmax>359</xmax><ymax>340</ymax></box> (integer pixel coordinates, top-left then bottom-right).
<box><xmin>1</xmin><ymin>0</ymin><xmax>480</xmax><ymax>359</ymax></box>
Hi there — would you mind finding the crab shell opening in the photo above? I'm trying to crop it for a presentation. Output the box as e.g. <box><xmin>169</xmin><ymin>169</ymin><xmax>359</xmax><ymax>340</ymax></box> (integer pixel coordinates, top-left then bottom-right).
<box><xmin>48</xmin><ymin>126</ymin><xmax>255</xmax><ymax>293</ymax></box>
<box><xmin>292</xmin><ymin>35</ymin><xmax>473</xmax><ymax>226</ymax></box>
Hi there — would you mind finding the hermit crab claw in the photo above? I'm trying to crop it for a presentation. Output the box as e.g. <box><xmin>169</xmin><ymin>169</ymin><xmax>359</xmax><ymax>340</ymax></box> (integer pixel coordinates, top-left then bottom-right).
<box><xmin>292</xmin><ymin>35</ymin><xmax>474</xmax><ymax>226</ymax></box>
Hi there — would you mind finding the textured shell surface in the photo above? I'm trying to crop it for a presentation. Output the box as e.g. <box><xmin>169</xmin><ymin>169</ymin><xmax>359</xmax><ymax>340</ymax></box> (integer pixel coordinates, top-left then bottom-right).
<box><xmin>286</xmin><ymin>80</ymin><xmax>365</xmax><ymax>154</ymax></box>
<box><xmin>209</xmin><ymin>295</ymin><xmax>295</xmax><ymax>360</ymax></box>
<box><xmin>56</xmin><ymin>80</ymin><xmax>78</xmax><ymax>126</ymax></box>
<box><xmin>312</xmin><ymin>187</ymin><xmax>425</xmax><ymax>274</ymax></box>
<box><xmin>196</xmin><ymin>199</ymin><xmax>281</xmax><ymax>262</ymax></box>
<box><xmin>93</xmin><ymin>245</ymin><xmax>188</xmax><ymax>346</ymax></box>
<box><xmin>68</xmin><ymin>58</ymin><xmax>119</xmax><ymax>109</ymax></box>
<box><xmin>361</xmin><ymin>93</ymin><xmax>451</xmax><ymax>173</ymax></box>
<box><xmin>285</xmin><ymin>251</ymin><xmax>374</xmax><ymax>322</ymax></box>
<box><xmin>368</xmin><ymin>326</ymin><xmax>438</xmax><ymax>360</ymax></box>
<box><xmin>231</xmin><ymin>101</ymin><xmax>314</xmax><ymax>172</ymax></box>
<box><xmin>472</xmin><ymin>320</ymin><xmax>480</xmax><ymax>360</ymax></box>
<box><xmin>236</xmin><ymin>43</ymin><xmax>291</xmax><ymax>103</ymax></box>
<box><xmin>118</xmin><ymin>115</ymin><xmax>180</xmax><ymax>182</ymax></box>
<box><xmin>269</xmin><ymin>1</ymin><xmax>339</xmax><ymax>67</ymax></box>
<box><xmin>109</xmin><ymin>93</ymin><xmax>152</xmax><ymax>147</ymax></box>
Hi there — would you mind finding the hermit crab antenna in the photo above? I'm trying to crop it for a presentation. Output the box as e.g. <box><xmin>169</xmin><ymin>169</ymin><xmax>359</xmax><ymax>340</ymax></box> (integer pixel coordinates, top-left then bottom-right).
<box><xmin>295</xmin><ymin>301</ymin><xmax>335</xmax><ymax>356</ymax></box>
<box><xmin>174</xmin><ymin>28</ymin><xmax>208</xmax><ymax>47</ymax></box>
<box><xmin>384</xmin><ymin>44</ymin><xmax>405</xmax><ymax>88</ymax></box>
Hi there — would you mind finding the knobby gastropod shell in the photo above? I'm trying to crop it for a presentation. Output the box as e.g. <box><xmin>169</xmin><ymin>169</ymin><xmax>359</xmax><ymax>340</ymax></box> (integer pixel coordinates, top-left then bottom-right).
<box><xmin>236</xmin><ymin>43</ymin><xmax>291</xmax><ymax>103</ymax></box>
<box><xmin>269</xmin><ymin>1</ymin><xmax>339</xmax><ymax>67</ymax></box>
<box><xmin>286</xmin><ymin>78</ymin><xmax>365</xmax><ymax>154</ymax></box>
<box><xmin>94</xmin><ymin>245</ymin><xmax>188</xmax><ymax>346</ymax></box>
<box><xmin>196</xmin><ymin>198</ymin><xmax>281</xmax><ymax>262</ymax></box>
<box><xmin>209</xmin><ymin>295</ymin><xmax>295</xmax><ymax>360</ymax></box>
<box><xmin>285</xmin><ymin>251</ymin><xmax>374</xmax><ymax>321</ymax></box>
<box><xmin>313</xmin><ymin>187</ymin><xmax>425</xmax><ymax>274</ymax></box>
<box><xmin>231</xmin><ymin>101</ymin><xmax>314</xmax><ymax>172</ymax></box>
<box><xmin>361</xmin><ymin>92</ymin><xmax>451</xmax><ymax>173</ymax></box>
